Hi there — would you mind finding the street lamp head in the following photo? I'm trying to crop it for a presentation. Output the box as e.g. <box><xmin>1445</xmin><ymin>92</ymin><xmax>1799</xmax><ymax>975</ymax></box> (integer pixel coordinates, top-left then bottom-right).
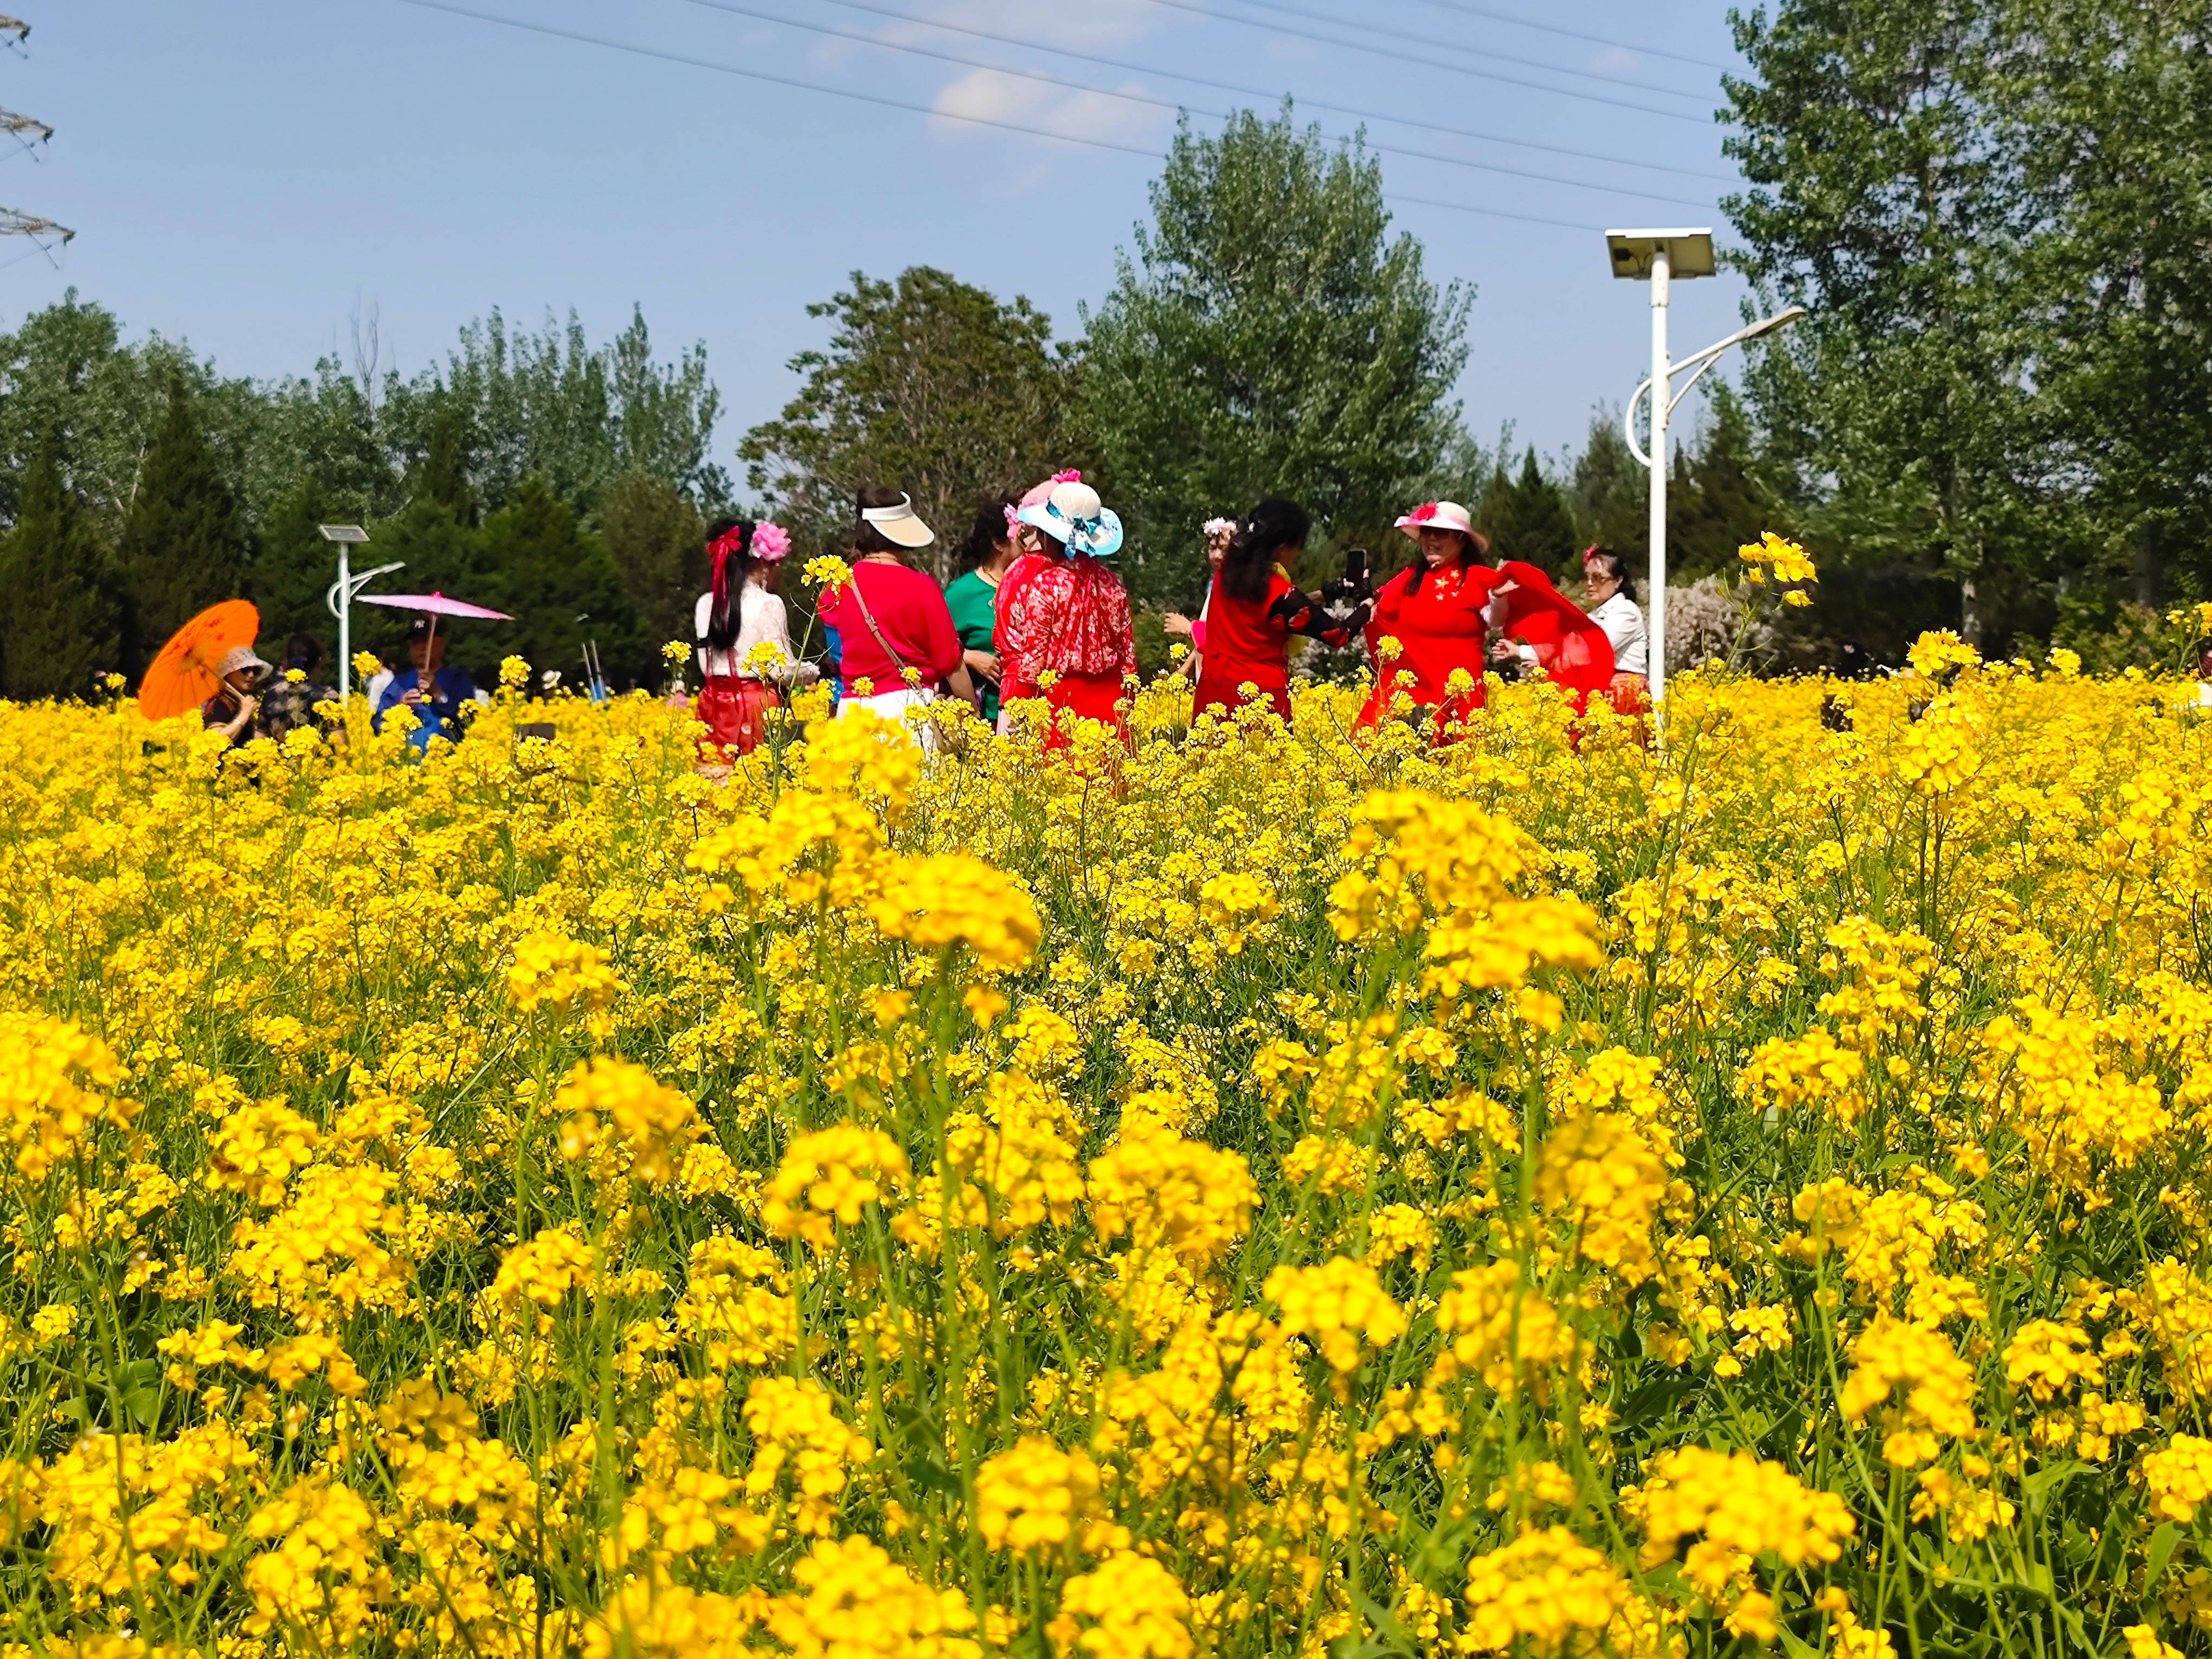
<box><xmin>319</xmin><ymin>524</ymin><xmax>370</xmax><ymax>544</ymax></box>
<box><xmin>1739</xmin><ymin>304</ymin><xmax>1809</xmax><ymax>342</ymax></box>
<box><xmin>1604</xmin><ymin>229</ymin><xmax>1716</xmax><ymax>280</ymax></box>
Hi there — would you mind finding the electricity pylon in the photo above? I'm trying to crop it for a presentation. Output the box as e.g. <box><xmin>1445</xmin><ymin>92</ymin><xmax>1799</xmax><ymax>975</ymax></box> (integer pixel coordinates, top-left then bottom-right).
<box><xmin>0</xmin><ymin>17</ymin><xmax>70</xmax><ymax>254</ymax></box>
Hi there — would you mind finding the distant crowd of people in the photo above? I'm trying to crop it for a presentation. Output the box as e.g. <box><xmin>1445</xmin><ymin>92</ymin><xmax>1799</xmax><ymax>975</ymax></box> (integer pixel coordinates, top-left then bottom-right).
<box><xmin>197</xmin><ymin>473</ymin><xmax>1657</xmax><ymax>759</ymax></box>
<box><xmin>682</xmin><ymin>474</ymin><xmax>1651</xmax><ymax>763</ymax></box>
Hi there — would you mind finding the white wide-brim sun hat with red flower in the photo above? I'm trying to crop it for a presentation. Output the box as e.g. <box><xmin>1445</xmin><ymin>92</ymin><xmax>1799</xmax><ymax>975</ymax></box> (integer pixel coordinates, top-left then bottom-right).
<box><xmin>1394</xmin><ymin>500</ymin><xmax>1491</xmax><ymax>557</ymax></box>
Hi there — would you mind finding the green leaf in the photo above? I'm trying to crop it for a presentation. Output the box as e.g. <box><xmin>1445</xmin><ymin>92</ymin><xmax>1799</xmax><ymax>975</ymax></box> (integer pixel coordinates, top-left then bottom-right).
<box><xmin>2147</xmin><ymin>1522</ymin><xmax>2183</xmax><ymax>1594</ymax></box>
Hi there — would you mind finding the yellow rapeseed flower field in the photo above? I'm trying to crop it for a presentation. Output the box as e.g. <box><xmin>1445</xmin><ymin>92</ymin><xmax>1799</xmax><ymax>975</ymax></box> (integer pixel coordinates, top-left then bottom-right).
<box><xmin>7</xmin><ymin>595</ymin><xmax>2212</xmax><ymax>1658</ymax></box>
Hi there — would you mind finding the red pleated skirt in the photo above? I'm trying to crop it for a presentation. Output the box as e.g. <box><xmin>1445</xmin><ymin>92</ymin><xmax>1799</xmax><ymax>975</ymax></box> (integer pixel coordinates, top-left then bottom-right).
<box><xmin>695</xmin><ymin>675</ymin><xmax>779</xmax><ymax>758</ymax></box>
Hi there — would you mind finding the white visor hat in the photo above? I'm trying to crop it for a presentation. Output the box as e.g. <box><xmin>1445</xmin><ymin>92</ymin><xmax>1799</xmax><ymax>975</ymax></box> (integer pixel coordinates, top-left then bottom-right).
<box><xmin>860</xmin><ymin>493</ymin><xmax>935</xmax><ymax>549</ymax></box>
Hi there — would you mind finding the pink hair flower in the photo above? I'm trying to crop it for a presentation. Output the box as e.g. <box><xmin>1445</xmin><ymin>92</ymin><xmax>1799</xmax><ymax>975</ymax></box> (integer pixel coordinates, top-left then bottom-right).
<box><xmin>1052</xmin><ymin>469</ymin><xmax>1082</xmax><ymax>485</ymax></box>
<box><xmin>753</xmin><ymin>523</ymin><xmax>792</xmax><ymax>561</ymax></box>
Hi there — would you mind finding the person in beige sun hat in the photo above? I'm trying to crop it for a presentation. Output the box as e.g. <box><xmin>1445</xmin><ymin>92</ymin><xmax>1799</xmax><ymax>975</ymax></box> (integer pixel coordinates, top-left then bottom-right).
<box><xmin>202</xmin><ymin>645</ymin><xmax>273</xmax><ymax>747</ymax></box>
<box><xmin>816</xmin><ymin>485</ymin><xmax>979</xmax><ymax>751</ymax></box>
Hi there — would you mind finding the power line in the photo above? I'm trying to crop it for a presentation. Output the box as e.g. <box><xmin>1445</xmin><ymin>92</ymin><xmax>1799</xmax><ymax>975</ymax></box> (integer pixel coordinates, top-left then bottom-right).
<box><xmin>1390</xmin><ymin>191</ymin><xmax>1591</xmax><ymax>230</ymax></box>
<box><xmin>1137</xmin><ymin>0</ymin><xmax>1714</xmax><ymax>123</ymax></box>
<box><xmin>672</xmin><ymin>0</ymin><xmax>1715</xmax><ymax>208</ymax></box>
<box><xmin>1176</xmin><ymin>0</ymin><xmax>1714</xmax><ymax>102</ymax></box>
<box><xmin>393</xmin><ymin>0</ymin><xmax>1646</xmax><ymax>233</ymax></box>
<box><xmin>780</xmin><ymin>0</ymin><xmax>1733</xmax><ymax>183</ymax></box>
<box><xmin>1398</xmin><ymin>0</ymin><xmax>1732</xmax><ymax>73</ymax></box>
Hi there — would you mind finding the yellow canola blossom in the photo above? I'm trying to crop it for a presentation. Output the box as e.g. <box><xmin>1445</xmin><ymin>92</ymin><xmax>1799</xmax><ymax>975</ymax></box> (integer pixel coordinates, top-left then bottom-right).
<box><xmin>0</xmin><ymin>647</ymin><xmax>2207</xmax><ymax>1655</ymax></box>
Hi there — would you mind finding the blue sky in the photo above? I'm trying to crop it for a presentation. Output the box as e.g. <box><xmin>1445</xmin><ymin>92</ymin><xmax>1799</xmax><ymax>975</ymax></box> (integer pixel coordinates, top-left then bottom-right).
<box><xmin>14</xmin><ymin>0</ymin><xmax>1758</xmax><ymax>480</ymax></box>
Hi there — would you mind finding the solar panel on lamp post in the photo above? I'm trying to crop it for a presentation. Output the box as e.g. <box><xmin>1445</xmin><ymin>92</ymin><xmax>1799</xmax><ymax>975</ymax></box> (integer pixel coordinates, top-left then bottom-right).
<box><xmin>317</xmin><ymin>525</ymin><xmax>388</xmax><ymax>702</ymax></box>
<box><xmin>1606</xmin><ymin>229</ymin><xmax>1806</xmax><ymax>711</ymax></box>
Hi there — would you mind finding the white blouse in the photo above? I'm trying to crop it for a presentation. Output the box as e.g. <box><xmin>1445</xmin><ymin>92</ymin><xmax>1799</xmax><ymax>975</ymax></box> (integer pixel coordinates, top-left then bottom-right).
<box><xmin>1590</xmin><ymin>591</ymin><xmax>1648</xmax><ymax>675</ymax></box>
<box><xmin>695</xmin><ymin>586</ymin><xmax>820</xmax><ymax>686</ymax></box>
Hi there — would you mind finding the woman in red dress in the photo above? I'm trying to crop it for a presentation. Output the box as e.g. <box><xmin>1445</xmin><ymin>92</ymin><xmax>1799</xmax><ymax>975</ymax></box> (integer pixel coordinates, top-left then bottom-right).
<box><xmin>1190</xmin><ymin>498</ymin><xmax>1362</xmax><ymax>723</ymax></box>
<box><xmin>1358</xmin><ymin>500</ymin><xmax>1505</xmax><ymax>735</ymax></box>
<box><xmin>992</xmin><ymin>472</ymin><xmax>1072</xmax><ymax>726</ymax></box>
<box><xmin>998</xmin><ymin>477</ymin><xmax>1135</xmax><ymax>747</ymax></box>
<box><xmin>1357</xmin><ymin>500</ymin><xmax>1615</xmax><ymax>737</ymax></box>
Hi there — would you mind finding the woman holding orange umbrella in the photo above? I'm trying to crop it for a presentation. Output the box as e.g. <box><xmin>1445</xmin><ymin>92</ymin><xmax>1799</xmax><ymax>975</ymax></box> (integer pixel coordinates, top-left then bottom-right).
<box><xmin>200</xmin><ymin>647</ymin><xmax>273</xmax><ymax>747</ymax></box>
<box><xmin>138</xmin><ymin>599</ymin><xmax>264</xmax><ymax>723</ymax></box>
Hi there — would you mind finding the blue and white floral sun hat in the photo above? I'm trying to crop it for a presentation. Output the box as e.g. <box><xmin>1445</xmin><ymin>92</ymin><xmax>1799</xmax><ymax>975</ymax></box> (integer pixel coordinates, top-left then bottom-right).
<box><xmin>1017</xmin><ymin>479</ymin><xmax>1124</xmax><ymax>560</ymax></box>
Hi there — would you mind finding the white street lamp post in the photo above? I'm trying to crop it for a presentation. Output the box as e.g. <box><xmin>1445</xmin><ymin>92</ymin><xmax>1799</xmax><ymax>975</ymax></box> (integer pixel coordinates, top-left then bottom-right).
<box><xmin>318</xmin><ymin>524</ymin><xmax>395</xmax><ymax>701</ymax></box>
<box><xmin>1605</xmin><ymin>229</ymin><xmax>1805</xmax><ymax>706</ymax></box>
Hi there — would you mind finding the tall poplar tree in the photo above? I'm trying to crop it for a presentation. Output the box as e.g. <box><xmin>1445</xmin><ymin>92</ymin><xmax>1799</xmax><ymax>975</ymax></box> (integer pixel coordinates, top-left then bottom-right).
<box><xmin>1082</xmin><ymin>107</ymin><xmax>1473</xmax><ymax>603</ymax></box>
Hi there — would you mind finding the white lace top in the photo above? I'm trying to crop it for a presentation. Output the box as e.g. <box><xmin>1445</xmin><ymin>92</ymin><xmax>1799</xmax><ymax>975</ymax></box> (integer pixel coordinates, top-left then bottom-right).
<box><xmin>695</xmin><ymin>586</ymin><xmax>820</xmax><ymax>685</ymax></box>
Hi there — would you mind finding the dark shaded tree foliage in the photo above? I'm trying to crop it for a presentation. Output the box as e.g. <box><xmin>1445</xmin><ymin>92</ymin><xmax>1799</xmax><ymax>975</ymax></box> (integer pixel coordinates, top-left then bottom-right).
<box><xmin>0</xmin><ymin>426</ymin><xmax>119</xmax><ymax>698</ymax></box>
<box><xmin>1478</xmin><ymin>448</ymin><xmax>1580</xmax><ymax>578</ymax></box>
<box><xmin>117</xmin><ymin>375</ymin><xmax>252</xmax><ymax>677</ymax></box>
<box><xmin>474</xmin><ymin>476</ymin><xmax>642</xmax><ymax>687</ymax></box>
<box><xmin>600</xmin><ymin>470</ymin><xmax>705</xmax><ymax>658</ymax></box>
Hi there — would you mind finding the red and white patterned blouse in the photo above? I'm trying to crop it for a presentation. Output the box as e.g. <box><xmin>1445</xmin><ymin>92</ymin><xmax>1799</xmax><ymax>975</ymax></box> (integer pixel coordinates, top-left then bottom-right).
<box><xmin>995</xmin><ymin>552</ymin><xmax>1136</xmax><ymax>697</ymax></box>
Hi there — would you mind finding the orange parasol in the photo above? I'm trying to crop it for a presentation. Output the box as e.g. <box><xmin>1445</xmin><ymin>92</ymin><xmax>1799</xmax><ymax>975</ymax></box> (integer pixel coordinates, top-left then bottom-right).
<box><xmin>138</xmin><ymin>600</ymin><xmax>262</xmax><ymax>720</ymax></box>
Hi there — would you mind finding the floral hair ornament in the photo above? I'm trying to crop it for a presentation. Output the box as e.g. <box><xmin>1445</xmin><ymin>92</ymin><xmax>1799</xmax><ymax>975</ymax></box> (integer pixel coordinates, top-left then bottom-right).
<box><xmin>752</xmin><ymin>523</ymin><xmax>792</xmax><ymax>562</ymax></box>
<box><xmin>1002</xmin><ymin>503</ymin><xmax>1022</xmax><ymax>539</ymax></box>
<box><xmin>1017</xmin><ymin>480</ymin><xmax>1124</xmax><ymax>560</ymax></box>
<box><xmin>1016</xmin><ymin>469</ymin><xmax>1083</xmax><ymax>511</ymax></box>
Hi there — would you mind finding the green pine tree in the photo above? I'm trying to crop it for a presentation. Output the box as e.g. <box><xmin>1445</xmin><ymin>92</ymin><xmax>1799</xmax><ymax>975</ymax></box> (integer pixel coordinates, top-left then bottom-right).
<box><xmin>1670</xmin><ymin>387</ymin><xmax>1776</xmax><ymax>580</ymax></box>
<box><xmin>0</xmin><ymin>425</ymin><xmax>121</xmax><ymax>699</ymax></box>
<box><xmin>251</xmin><ymin>475</ymin><xmax>340</xmax><ymax>659</ymax></box>
<box><xmin>117</xmin><ymin>372</ymin><xmax>251</xmax><ymax>677</ymax></box>
<box><xmin>1474</xmin><ymin>462</ymin><xmax>1515</xmax><ymax>550</ymax></box>
<box><xmin>477</xmin><ymin>475</ymin><xmax>641</xmax><ymax>686</ymax></box>
<box><xmin>597</xmin><ymin>468</ymin><xmax>703</xmax><ymax>665</ymax></box>
<box><xmin>1569</xmin><ymin>407</ymin><xmax>1647</xmax><ymax>561</ymax></box>
<box><xmin>1487</xmin><ymin>448</ymin><xmax>1580</xmax><ymax>577</ymax></box>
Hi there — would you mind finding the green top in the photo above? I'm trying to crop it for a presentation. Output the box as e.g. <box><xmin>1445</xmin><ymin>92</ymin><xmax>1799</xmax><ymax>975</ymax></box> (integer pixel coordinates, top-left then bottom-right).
<box><xmin>943</xmin><ymin>568</ymin><xmax>1003</xmax><ymax>724</ymax></box>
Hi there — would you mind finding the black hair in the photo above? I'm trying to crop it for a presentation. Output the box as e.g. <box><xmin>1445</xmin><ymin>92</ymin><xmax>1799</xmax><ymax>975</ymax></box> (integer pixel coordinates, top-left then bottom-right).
<box><xmin>959</xmin><ymin>498</ymin><xmax>1016</xmax><ymax>574</ymax></box>
<box><xmin>704</xmin><ymin>515</ymin><xmax>760</xmax><ymax>651</ymax></box>
<box><xmin>283</xmin><ymin>632</ymin><xmax>323</xmax><ymax>672</ymax></box>
<box><xmin>1222</xmin><ymin>498</ymin><xmax>1311</xmax><ymax>605</ymax></box>
<box><xmin>1584</xmin><ymin>546</ymin><xmax>1637</xmax><ymax>602</ymax></box>
<box><xmin>853</xmin><ymin>486</ymin><xmax>908</xmax><ymax>557</ymax></box>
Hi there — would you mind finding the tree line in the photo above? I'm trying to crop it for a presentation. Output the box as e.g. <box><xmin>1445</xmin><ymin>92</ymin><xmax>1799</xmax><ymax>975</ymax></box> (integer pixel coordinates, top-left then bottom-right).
<box><xmin>5</xmin><ymin>1</ymin><xmax>2204</xmax><ymax>702</ymax></box>
<box><xmin>0</xmin><ymin>299</ymin><xmax>725</xmax><ymax>699</ymax></box>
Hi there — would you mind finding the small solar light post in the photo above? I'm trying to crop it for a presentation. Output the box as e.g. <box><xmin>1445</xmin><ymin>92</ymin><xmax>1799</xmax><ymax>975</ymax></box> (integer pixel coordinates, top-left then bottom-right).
<box><xmin>1606</xmin><ymin>230</ymin><xmax>1804</xmax><ymax>704</ymax></box>
<box><xmin>318</xmin><ymin>525</ymin><xmax>395</xmax><ymax>700</ymax></box>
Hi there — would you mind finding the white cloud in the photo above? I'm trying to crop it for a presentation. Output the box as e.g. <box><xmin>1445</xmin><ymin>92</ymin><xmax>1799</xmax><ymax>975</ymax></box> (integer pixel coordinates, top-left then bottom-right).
<box><xmin>928</xmin><ymin>67</ymin><xmax>1171</xmax><ymax>147</ymax></box>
